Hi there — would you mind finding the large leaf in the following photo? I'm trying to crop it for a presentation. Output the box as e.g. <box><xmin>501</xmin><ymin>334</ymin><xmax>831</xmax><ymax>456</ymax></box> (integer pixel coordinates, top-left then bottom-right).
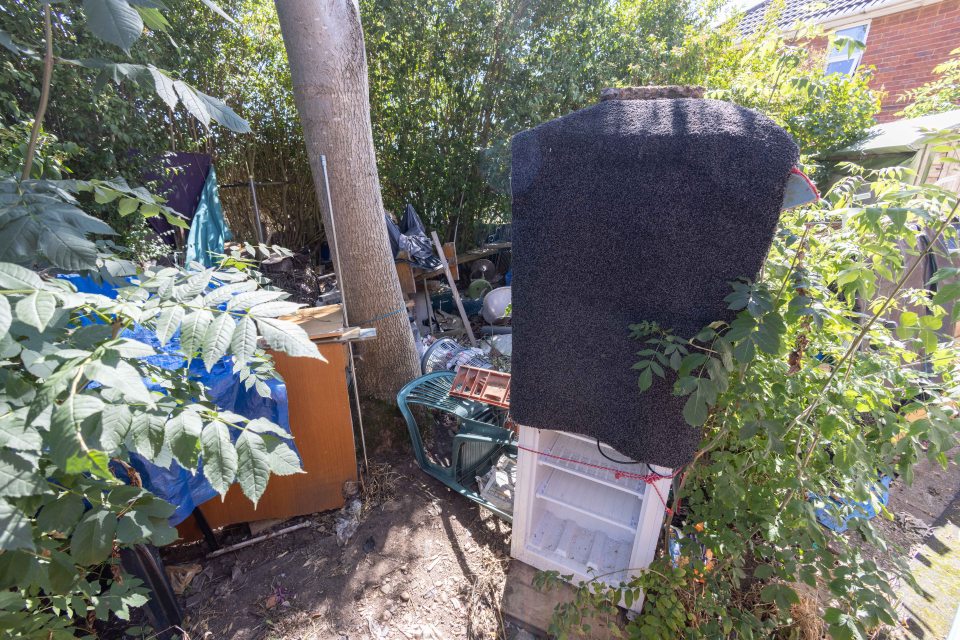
<box><xmin>202</xmin><ymin>313</ymin><xmax>235</xmax><ymax>371</ymax></box>
<box><xmin>235</xmin><ymin>431</ymin><xmax>270</xmax><ymax>506</ymax></box>
<box><xmin>194</xmin><ymin>90</ymin><xmax>252</xmax><ymax>134</ymax></box>
<box><xmin>202</xmin><ymin>280</ymin><xmax>257</xmax><ymax>306</ymax></box>
<box><xmin>16</xmin><ymin>291</ymin><xmax>57</xmax><ymax>331</ymax></box>
<box><xmin>255</xmin><ymin>317</ymin><xmax>324</xmax><ymax>360</ymax></box>
<box><xmin>146</xmin><ymin>65</ymin><xmax>178</xmax><ymax>111</ymax></box>
<box><xmin>0</xmin><ymin>500</ymin><xmax>33</xmax><ymax>551</ymax></box>
<box><xmin>249</xmin><ymin>300</ymin><xmax>303</xmax><ymax>318</ymax></box>
<box><xmin>0</xmin><ymin>295</ymin><xmax>10</xmax><ymax>337</ymax></box>
<box><xmin>226</xmin><ymin>289</ymin><xmax>286</xmax><ymax>311</ymax></box>
<box><xmin>265</xmin><ymin>439</ymin><xmax>302</xmax><ymax>476</ymax></box>
<box><xmin>180</xmin><ymin>308</ymin><xmax>213</xmax><ymax>356</ymax></box>
<box><xmin>37</xmin><ymin>495</ymin><xmax>85</xmax><ymax>534</ymax></box>
<box><xmin>71</xmin><ymin>509</ymin><xmax>117</xmax><ymax>566</ymax></box>
<box><xmin>0</xmin><ymin>450</ymin><xmax>45</xmax><ymax>497</ymax></box>
<box><xmin>173</xmin><ymin>81</ymin><xmax>210</xmax><ymax>129</ymax></box>
<box><xmin>86</xmin><ymin>359</ymin><xmax>152</xmax><ymax>405</ymax></box>
<box><xmin>49</xmin><ymin>394</ymin><xmax>105</xmax><ymax>474</ymax></box>
<box><xmin>198</xmin><ymin>0</ymin><xmax>236</xmax><ymax>24</ymax></box>
<box><xmin>0</xmin><ymin>263</ymin><xmax>42</xmax><ymax>290</ymax></box>
<box><xmin>201</xmin><ymin>422</ymin><xmax>237</xmax><ymax>496</ymax></box>
<box><xmin>167</xmin><ymin>411</ymin><xmax>202</xmax><ymax>469</ymax></box>
<box><xmin>128</xmin><ymin>412</ymin><xmax>164</xmax><ymax>459</ymax></box>
<box><xmin>100</xmin><ymin>404</ymin><xmax>132</xmax><ymax>453</ymax></box>
<box><xmin>83</xmin><ymin>0</ymin><xmax>144</xmax><ymax>53</ymax></box>
<box><xmin>154</xmin><ymin>305</ymin><xmax>184</xmax><ymax>346</ymax></box>
<box><xmin>231</xmin><ymin>315</ymin><xmax>257</xmax><ymax>363</ymax></box>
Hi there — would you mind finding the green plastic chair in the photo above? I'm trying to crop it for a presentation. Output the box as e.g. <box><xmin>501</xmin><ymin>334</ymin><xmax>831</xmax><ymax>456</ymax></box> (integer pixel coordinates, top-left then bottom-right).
<box><xmin>397</xmin><ymin>371</ymin><xmax>516</xmax><ymax>521</ymax></box>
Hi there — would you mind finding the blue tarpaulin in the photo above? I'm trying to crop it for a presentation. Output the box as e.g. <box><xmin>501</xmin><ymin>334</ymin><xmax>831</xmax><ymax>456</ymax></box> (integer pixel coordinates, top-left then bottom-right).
<box><xmin>63</xmin><ymin>274</ymin><xmax>295</xmax><ymax>526</ymax></box>
<box><xmin>185</xmin><ymin>165</ymin><xmax>232</xmax><ymax>268</ymax></box>
<box><xmin>811</xmin><ymin>475</ymin><xmax>892</xmax><ymax>533</ymax></box>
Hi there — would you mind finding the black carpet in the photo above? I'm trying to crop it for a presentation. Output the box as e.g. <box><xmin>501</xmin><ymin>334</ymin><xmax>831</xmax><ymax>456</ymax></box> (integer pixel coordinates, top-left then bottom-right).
<box><xmin>510</xmin><ymin>98</ymin><xmax>798</xmax><ymax>468</ymax></box>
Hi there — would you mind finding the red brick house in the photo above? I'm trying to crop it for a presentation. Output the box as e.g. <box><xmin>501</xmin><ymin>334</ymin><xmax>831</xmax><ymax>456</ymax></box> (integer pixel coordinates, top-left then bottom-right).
<box><xmin>739</xmin><ymin>0</ymin><xmax>960</xmax><ymax>121</ymax></box>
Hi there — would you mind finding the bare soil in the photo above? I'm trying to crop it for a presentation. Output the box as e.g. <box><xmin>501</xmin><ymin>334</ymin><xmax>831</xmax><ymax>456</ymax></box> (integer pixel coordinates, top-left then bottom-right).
<box><xmin>166</xmin><ymin>447</ymin><xmax>960</xmax><ymax>640</ymax></box>
<box><xmin>168</xmin><ymin>458</ymin><xmax>512</xmax><ymax>640</ymax></box>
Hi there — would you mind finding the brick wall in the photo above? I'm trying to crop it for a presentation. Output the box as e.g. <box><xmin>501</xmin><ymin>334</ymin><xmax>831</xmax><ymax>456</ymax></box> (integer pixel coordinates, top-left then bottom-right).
<box><xmin>859</xmin><ymin>0</ymin><xmax>960</xmax><ymax>121</ymax></box>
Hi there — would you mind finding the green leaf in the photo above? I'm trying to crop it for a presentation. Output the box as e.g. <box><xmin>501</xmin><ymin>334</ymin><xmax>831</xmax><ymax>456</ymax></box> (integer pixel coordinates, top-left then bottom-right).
<box><xmin>201</xmin><ymin>422</ymin><xmax>237</xmax><ymax>496</ymax></box>
<box><xmin>198</xmin><ymin>0</ymin><xmax>236</xmax><ymax>24</ymax></box>
<box><xmin>101</xmin><ymin>404</ymin><xmax>132</xmax><ymax>453</ymax></box>
<box><xmin>194</xmin><ymin>90</ymin><xmax>252</xmax><ymax>134</ymax></box>
<box><xmin>129</xmin><ymin>412</ymin><xmax>164</xmax><ymax>458</ymax></box>
<box><xmin>83</xmin><ymin>0</ymin><xmax>144</xmax><ymax>53</ymax></box>
<box><xmin>202</xmin><ymin>280</ymin><xmax>257</xmax><ymax>306</ymax></box>
<box><xmin>235</xmin><ymin>430</ymin><xmax>271</xmax><ymax>506</ymax></box>
<box><xmin>0</xmin><ymin>296</ymin><xmax>11</xmax><ymax>337</ymax></box>
<box><xmin>37</xmin><ymin>495</ymin><xmax>86</xmax><ymax>534</ymax></box>
<box><xmin>248</xmin><ymin>300</ymin><xmax>303</xmax><ymax>318</ymax></box>
<box><xmin>202</xmin><ymin>313</ymin><xmax>235</xmax><ymax>371</ymax></box>
<box><xmin>265</xmin><ymin>439</ymin><xmax>302</xmax><ymax>476</ymax></box>
<box><xmin>146</xmin><ymin>65</ymin><xmax>178</xmax><ymax>111</ymax></box>
<box><xmin>0</xmin><ymin>500</ymin><xmax>33</xmax><ymax>551</ymax></box>
<box><xmin>87</xmin><ymin>359</ymin><xmax>152</xmax><ymax>405</ymax></box>
<box><xmin>180</xmin><ymin>308</ymin><xmax>213</xmax><ymax>357</ymax></box>
<box><xmin>231</xmin><ymin>315</ymin><xmax>258</xmax><ymax>363</ymax></box>
<box><xmin>0</xmin><ymin>450</ymin><xmax>45</xmax><ymax>497</ymax></box>
<box><xmin>167</xmin><ymin>411</ymin><xmax>202</xmax><ymax>469</ymax></box>
<box><xmin>637</xmin><ymin>367</ymin><xmax>653</xmax><ymax>392</ymax></box>
<box><xmin>0</xmin><ymin>263</ymin><xmax>43</xmax><ymax>290</ymax></box>
<box><xmin>154</xmin><ymin>305</ymin><xmax>184</xmax><ymax>346</ymax></box>
<box><xmin>226</xmin><ymin>289</ymin><xmax>286</xmax><ymax>311</ymax></box>
<box><xmin>117</xmin><ymin>197</ymin><xmax>139</xmax><ymax>216</ymax></box>
<box><xmin>71</xmin><ymin>509</ymin><xmax>117</xmax><ymax>566</ymax></box>
<box><xmin>15</xmin><ymin>291</ymin><xmax>57</xmax><ymax>330</ymax></box>
<box><xmin>49</xmin><ymin>394</ymin><xmax>104</xmax><ymax>473</ymax></box>
<box><xmin>173</xmin><ymin>81</ymin><xmax>210</xmax><ymax>129</ymax></box>
<box><xmin>255</xmin><ymin>317</ymin><xmax>324</xmax><ymax>360</ymax></box>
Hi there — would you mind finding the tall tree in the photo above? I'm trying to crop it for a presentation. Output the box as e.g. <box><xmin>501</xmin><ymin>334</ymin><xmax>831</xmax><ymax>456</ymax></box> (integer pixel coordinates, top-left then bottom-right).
<box><xmin>273</xmin><ymin>0</ymin><xmax>420</xmax><ymax>399</ymax></box>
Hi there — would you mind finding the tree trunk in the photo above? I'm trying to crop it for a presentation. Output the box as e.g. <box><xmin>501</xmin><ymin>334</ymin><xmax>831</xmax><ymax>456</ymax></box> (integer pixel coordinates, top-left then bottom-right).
<box><xmin>274</xmin><ymin>0</ymin><xmax>420</xmax><ymax>399</ymax></box>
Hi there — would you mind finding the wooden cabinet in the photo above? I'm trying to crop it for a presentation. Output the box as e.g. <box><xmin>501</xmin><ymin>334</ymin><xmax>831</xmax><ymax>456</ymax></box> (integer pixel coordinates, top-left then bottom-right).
<box><xmin>178</xmin><ymin>338</ymin><xmax>357</xmax><ymax>538</ymax></box>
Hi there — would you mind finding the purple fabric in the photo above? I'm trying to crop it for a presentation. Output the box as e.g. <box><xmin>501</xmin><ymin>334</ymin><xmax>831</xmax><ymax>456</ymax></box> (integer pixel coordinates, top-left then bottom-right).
<box><xmin>143</xmin><ymin>152</ymin><xmax>212</xmax><ymax>246</ymax></box>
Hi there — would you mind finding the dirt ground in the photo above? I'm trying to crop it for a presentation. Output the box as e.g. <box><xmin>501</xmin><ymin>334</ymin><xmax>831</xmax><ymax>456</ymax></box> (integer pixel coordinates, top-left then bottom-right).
<box><xmin>166</xmin><ymin>458</ymin><xmax>513</xmax><ymax>640</ymax></box>
<box><xmin>164</xmin><ymin>447</ymin><xmax>960</xmax><ymax>640</ymax></box>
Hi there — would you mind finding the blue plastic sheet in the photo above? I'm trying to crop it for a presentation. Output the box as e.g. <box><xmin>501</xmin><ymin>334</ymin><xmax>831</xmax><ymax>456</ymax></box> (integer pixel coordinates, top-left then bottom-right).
<box><xmin>811</xmin><ymin>475</ymin><xmax>892</xmax><ymax>533</ymax></box>
<box><xmin>62</xmin><ymin>274</ymin><xmax>295</xmax><ymax>526</ymax></box>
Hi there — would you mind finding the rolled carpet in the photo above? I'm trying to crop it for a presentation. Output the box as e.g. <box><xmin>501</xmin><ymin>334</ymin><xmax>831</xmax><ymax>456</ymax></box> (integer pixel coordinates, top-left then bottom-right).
<box><xmin>510</xmin><ymin>98</ymin><xmax>798</xmax><ymax>468</ymax></box>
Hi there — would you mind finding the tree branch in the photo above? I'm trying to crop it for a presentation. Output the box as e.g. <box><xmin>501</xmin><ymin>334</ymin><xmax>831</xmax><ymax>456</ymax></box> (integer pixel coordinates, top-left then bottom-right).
<box><xmin>21</xmin><ymin>2</ymin><xmax>54</xmax><ymax>181</ymax></box>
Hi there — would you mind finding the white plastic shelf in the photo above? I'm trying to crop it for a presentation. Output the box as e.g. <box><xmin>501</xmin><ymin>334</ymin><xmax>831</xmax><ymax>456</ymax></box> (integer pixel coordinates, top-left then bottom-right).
<box><xmin>536</xmin><ymin>467</ymin><xmax>641</xmax><ymax>532</ymax></box>
<box><xmin>526</xmin><ymin>509</ymin><xmax>632</xmax><ymax>586</ymax></box>
<box><xmin>539</xmin><ymin>433</ymin><xmax>650</xmax><ymax>495</ymax></box>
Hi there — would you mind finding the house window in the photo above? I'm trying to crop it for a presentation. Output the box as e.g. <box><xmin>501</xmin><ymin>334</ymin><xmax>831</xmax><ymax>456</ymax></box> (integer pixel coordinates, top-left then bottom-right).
<box><xmin>825</xmin><ymin>23</ymin><xmax>869</xmax><ymax>76</ymax></box>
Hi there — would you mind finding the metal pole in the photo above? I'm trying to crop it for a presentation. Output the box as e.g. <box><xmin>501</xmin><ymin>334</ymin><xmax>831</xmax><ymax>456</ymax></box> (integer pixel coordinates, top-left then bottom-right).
<box><xmin>320</xmin><ymin>155</ymin><xmax>369</xmax><ymax>470</ymax></box>
<box><xmin>248</xmin><ymin>173</ymin><xmax>265</xmax><ymax>244</ymax></box>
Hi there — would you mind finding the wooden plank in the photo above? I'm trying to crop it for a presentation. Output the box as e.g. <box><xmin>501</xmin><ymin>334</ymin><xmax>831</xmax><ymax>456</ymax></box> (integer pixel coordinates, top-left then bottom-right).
<box><xmin>442</xmin><ymin>242</ymin><xmax>459</xmax><ymax>281</ymax></box>
<box><xmin>280</xmin><ymin>304</ymin><xmax>347</xmax><ymax>340</ymax></box>
<box><xmin>181</xmin><ymin>341</ymin><xmax>357</xmax><ymax>533</ymax></box>
<box><xmin>395</xmin><ymin>261</ymin><xmax>417</xmax><ymax>295</ymax></box>
<box><xmin>431</xmin><ymin>231</ymin><xmax>476</xmax><ymax>345</ymax></box>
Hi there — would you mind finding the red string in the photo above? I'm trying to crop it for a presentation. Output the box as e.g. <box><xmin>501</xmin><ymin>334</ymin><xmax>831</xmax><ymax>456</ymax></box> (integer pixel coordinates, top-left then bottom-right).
<box><xmin>516</xmin><ymin>444</ymin><xmax>682</xmax><ymax>509</ymax></box>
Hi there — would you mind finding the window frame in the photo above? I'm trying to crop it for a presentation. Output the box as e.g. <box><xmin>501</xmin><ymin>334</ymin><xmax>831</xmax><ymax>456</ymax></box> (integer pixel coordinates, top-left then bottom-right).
<box><xmin>824</xmin><ymin>21</ymin><xmax>871</xmax><ymax>77</ymax></box>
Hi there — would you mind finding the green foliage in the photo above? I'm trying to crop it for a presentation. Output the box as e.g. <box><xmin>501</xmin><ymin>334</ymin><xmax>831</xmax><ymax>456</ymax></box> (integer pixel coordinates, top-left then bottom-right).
<box><xmin>709</xmin><ymin>27</ymin><xmax>879</xmax><ymax>165</ymax></box>
<box><xmin>898</xmin><ymin>47</ymin><xmax>960</xmax><ymax>119</ymax></box>
<box><xmin>0</xmin><ymin>1</ymin><xmax>321</xmax><ymax>636</ymax></box>
<box><xmin>547</xmin><ymin>132</ymin><xmax>960</xmax><ymax>639</ymax></box>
